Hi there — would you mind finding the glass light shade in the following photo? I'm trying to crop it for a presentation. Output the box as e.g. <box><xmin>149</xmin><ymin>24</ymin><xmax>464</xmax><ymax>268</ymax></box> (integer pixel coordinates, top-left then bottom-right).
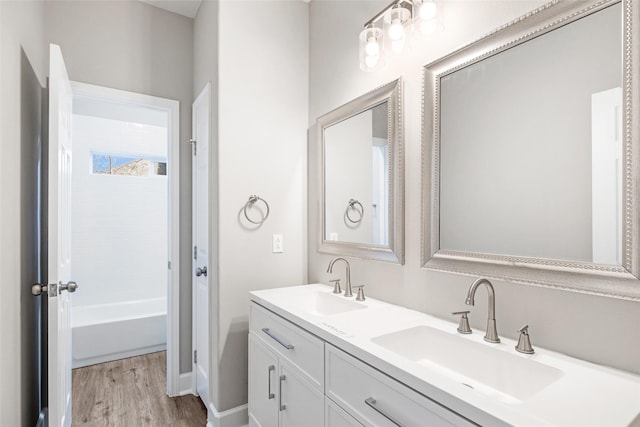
<box><xmin>418</xmin><ymin>0</ymin><xmax>437</xmax><ymax>21</ymax></box>
<box><xmin>359</xmin><ymin>26</ymin><xmax>385</xmax><ymax>72</ymax></box>
<box><xmin>414</xmin><ymin>0</ymin><xmax>442</xmax><ymax>37</ymax></box>
<box><xmin>383</xmin><ymin>5</ymin><xmax>412</xmax><ymax>55</ymax></box>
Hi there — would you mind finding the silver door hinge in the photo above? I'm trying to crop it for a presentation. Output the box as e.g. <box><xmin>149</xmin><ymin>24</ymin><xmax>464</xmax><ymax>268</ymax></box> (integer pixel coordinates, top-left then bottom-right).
<box><xmin>193</xmin><ymin>246</ymin><xmax>197</xmax><ymax>260</ymax></box>
<box><xmin>193</xmin><ymin>350</ymin><xmax>197</xmax><ymax>364</ymax></box>
<box><xmin>189</xmin><ymin>139</ymin><xmax>197</xmax><ymax>155</ymax></box>
<box><xmin>168</xmin><ymin>261</ymin><xmax>172</xmax><ymax>270</ymax></box>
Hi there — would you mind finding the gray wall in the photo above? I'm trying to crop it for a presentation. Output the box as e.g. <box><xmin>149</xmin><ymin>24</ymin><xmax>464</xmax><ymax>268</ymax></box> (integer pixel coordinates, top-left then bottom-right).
<box><xmin>43</xmin><ymin>0</ymin><xmax>195</xmax><ymax>373</ymax></box>
<box><xmin>0</xmin><ymin>2</ymin><xmax>45</xmax><ymax>426</ymax></box>
<box><xmin>308</xmin><ymin>0</ymin><xmax>640</xmax><ymax>375</ymax></box>
<box><xmin>194</xmin><ymin>0</ymin><xmax>309</xmax><ymax>415</ymax></box>
<box><xmin>217</xmin><ymin>0</ymin><xmax>308</xmax><ymax>411</ymax></box>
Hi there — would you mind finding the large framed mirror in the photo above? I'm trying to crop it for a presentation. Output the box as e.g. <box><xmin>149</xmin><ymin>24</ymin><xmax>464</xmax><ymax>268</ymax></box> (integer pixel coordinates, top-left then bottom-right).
<box><xmin>318</xmin><ymin>79</ymin><xmax>404</xmax><ymax>264</ymax></box>
<box><xmin>422</xmin><ymin>0</ymin><xmax>640</xmax><ymax>300</ymax></box>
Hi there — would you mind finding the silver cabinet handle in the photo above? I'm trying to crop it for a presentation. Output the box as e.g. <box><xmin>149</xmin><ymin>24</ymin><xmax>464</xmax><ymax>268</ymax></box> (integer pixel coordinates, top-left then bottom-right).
<box><xmin>196</xmin><ymin>266</ymin><xmax>207</xmax><ymax>277</ymax></box>
<box><xmin>365</xmin><ymin>397</ymin><xmax>404</xmax><ymax>427</ymax></box>
<box><xmin>267</xmin><ymin>365</ymin><xmax>275</xmax><ymax>399</ymax></box>
<box><xmin>261</xmin><ymin>328</ymin><xmax>294</xmax><ymax>350</ymax></box>
<box><xmin>279</xmin><ymin>375</ymin><xmax>286</xmax><ymax>411</ymax></box>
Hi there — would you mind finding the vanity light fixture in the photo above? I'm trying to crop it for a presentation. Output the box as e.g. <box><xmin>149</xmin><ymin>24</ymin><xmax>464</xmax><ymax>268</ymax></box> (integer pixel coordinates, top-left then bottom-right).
<box><xmin>384</xmin><ymin>3</ymin><xmax>412</xmax><ymax>54</ymax></box>
<box><xmin>359</xmin><ymin>0</ymin><xmax>441</xmax><ymax>72</ymax></box>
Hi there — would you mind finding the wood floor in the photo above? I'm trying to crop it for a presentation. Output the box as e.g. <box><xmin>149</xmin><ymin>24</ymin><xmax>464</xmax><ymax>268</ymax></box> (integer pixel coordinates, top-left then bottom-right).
<box><xmin>72</xmin><ymin>351</ymin><xmax>206</xmax><ymax>427</ymax></box>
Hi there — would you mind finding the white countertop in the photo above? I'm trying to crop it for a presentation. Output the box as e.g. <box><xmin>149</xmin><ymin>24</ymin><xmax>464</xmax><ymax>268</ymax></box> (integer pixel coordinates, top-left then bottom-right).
<box><xmin>250</xmin><ymin>284</ymin><xmax>640</xmax><ymax>427</ymax></box>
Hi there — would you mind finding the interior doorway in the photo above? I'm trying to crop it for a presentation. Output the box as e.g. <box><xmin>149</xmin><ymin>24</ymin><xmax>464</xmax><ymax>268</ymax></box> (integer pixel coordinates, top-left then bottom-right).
<box><xmin>68</xmin><ymin>82</ymin><xmax>181</xmax><ymax>395</ymax></box>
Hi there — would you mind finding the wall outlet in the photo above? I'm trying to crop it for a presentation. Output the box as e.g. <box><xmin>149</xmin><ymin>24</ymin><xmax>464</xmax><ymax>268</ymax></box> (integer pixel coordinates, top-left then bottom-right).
<box><xmin>272</xmin><ymin>234</ymin><xmax>284</xmax><ymax>253</ymax></box>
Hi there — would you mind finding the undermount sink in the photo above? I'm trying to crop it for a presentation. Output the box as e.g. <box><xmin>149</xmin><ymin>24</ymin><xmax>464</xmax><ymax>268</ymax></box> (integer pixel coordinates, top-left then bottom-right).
<box><xmin>282</xmin><ymin>290</ymin><xmax>367</xmax><ymax>316</ymax></box>
<box><xmin>371</xmin><ymin>325</ymin><xmax>563</xmax><ymax>401</ymax></box>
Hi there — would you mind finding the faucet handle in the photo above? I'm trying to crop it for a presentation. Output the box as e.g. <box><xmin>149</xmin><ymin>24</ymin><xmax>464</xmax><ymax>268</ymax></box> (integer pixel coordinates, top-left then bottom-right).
<box><xmin>515</xmin><ymin>324</ymin><xmax>534</xmax><ymax>354</ymax></box>
<box><xmin>354</xmin><ymin>285</ymin><xmax>365</xmax><ymax>301</ymax></box>
<box><xmin>329</xmin><ymin>279</ymin><xmax>342</xmax><ymax>294</ymax></box>
<box><xmin>452</xmin><ymin>311</ymin><xmax>472</xmax><ymax>334</ymax></box>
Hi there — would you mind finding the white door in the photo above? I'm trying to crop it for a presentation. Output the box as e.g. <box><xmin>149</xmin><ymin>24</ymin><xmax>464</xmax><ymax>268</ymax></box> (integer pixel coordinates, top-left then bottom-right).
<box><xmin>47</xmin><ymin>43</ymin><xmax>76</xmax><ymax>427</ymax></box>
<box><xmin>591</xmin><ymin>87</ymin><xmax>623</xmax><ymax>265</ymax></box>
<box><xmin>192</xmin><ymin>83</ymin><xmax>211</xmax><ymax>406</ymax></box>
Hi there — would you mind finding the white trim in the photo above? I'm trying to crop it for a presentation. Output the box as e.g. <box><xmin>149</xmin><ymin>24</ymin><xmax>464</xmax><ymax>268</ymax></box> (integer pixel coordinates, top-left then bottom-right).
<box><xmin>69</xmin><ymin>81</ymin><xmax>181</xmax><ymax>396</ymax></box>
<box><xmin>178</xmin><ymin>372</ymin><xmax>193</xmax><ymax>396</ymax></box>
<box><xmin>207</xmin><ymin>403</ymin><xmax>248</xmax><ymax>427</ymax></box>
<box><xmin>0</xmin><ymin>2</ymin><xmax>3</xmax><ymax>421</ymax></box>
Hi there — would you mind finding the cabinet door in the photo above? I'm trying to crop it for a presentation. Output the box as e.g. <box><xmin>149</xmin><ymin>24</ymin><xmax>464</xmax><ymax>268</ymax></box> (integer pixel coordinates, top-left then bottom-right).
<box><xmin>280</xmin><ymin>359</ymin><xmax>324</xmax><ymax>427</ymax></box>
<box><xmin>325</xmin><ymin>398</ymin><xmax>363</xmax><ymax>427</ymax></box>
<box><xmin>249</xmin><ymin>333</ymin><xmax>279</xmax><ymax>427</ymax></box>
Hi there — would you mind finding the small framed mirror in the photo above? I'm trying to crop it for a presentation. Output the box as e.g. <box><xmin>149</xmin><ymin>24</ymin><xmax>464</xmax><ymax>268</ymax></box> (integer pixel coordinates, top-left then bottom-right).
<box><xmin>318</xmin><ymin>79</ymin><xmax>404</xmax><ymax>264</ymax></box>
<box><xmin>422</xmin><ymin>0</ymin><xmax>640</xmax><ymax>300</ymax></box>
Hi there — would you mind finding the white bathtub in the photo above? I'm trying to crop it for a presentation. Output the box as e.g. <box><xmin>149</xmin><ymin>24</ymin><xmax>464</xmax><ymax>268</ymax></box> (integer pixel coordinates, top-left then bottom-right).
<box><xmin>72</xmin><ymin>297</ymin><xmax>167</xmax><ymax>368</ymax></box>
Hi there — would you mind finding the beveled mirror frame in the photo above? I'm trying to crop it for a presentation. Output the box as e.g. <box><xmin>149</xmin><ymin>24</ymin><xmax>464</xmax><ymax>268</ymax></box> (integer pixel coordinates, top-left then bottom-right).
<box><xmin>422</xmin><ymin>0</ymin><xmax>640</xmax><ymax>300</ymax></box>
<box><xmin>318</xmin><ymin>78</ymin><xmax>404</xmax><ymax>264</ymax></box>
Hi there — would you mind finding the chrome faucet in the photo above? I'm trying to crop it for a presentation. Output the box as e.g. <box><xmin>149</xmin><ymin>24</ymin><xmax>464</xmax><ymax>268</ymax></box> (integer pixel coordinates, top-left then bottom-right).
<box><xmin>465</xmin><ymin>278</ymin><xmax>500</xmax><ymax>343</ymax></box>
<box><xmin>327</xmin><ymin>257</ymin><xmax>353</xmax><ymax>297</ymax></box>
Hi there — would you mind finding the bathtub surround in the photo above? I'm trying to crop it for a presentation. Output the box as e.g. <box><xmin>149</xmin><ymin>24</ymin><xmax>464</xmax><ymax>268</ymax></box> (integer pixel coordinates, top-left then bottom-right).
<box><xmin>71</xmin><ymin>113</ymin><xmax>168</xmax><ymax>308</ymax></box>
<box><xmin>308</xmin><ymin>0</ymin><xmax>640</xmax><ymax>376</ymax></box>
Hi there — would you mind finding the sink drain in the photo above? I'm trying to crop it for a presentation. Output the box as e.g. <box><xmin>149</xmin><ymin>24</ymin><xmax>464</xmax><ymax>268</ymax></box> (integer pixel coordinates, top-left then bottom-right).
<box><xmin>462</xmin><ymin>383</ymin><xmax>474</xmax><ymax>389</ymax></box>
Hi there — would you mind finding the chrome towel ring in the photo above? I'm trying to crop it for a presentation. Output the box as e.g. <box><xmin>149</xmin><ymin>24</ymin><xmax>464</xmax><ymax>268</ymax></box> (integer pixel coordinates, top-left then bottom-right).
<box><xmin>244</xmin><ymin>195</ymin><xmax>270</xmax><ymax>225</ymax></box>
<box><xmin>346</xmin><ymin>198</ymin><xmax>364</xmax><ymax>224</ymax></box>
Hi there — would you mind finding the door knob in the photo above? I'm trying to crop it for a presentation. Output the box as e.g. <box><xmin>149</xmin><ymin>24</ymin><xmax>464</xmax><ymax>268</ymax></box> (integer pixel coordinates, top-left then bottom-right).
<box><xmin>32</xmin><ymin>283</ymin><xmax>49</xmax><ymax>296</ymax></box>
<box><xmin>196</xmin><ymin>266</ymin><xmax>208</xmax><ymax>277</ymax></box>
<box><xmin>59</xmin><ymin>281</ymin><xmax>78</xmax><ymax>293</ymax></box>
<box><xmin>32</xmin><ymin>281</ymin><xmax>78</xmax><ymax>296</ymax></box>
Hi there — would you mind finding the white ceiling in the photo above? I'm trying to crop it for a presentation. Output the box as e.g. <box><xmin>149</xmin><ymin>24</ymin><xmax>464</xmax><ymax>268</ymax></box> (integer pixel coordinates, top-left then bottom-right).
<box><xmin>139</xmin><ymin>0</ymin><xmax>202</xmax><ymax>18</ymax></box>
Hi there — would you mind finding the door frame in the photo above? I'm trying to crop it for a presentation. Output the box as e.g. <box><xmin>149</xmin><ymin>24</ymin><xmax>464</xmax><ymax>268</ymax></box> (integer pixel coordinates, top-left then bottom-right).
<box><xmin>191</xmin><ymin>82</ymin><xmax>211</xmax><ymax>399</ymax></box>
<box><xmin>69</xmin><ymin>81</ymin><xmax>181</xmax><ymax>395</ymax></box>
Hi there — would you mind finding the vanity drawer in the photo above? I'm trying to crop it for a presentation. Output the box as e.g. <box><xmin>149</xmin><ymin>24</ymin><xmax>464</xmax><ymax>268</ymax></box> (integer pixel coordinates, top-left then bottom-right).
<box><xmin>325</xmin><ymin>345</ymin><xmax>475</xmax><ymax>427</ymax></box>
<box><xmin>250</xmin><ymin>302</ymin><xmax>324</xmax><ymax>389</ymax></box>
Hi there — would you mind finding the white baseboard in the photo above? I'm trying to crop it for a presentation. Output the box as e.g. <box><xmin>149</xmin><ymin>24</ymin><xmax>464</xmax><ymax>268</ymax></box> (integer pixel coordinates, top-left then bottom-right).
<box><xmin>207</xmin><ymin>402</ymin><xmax>248</xmax><ymax>427</ymax></box>
<box><xmin>178</xmin><ymin>372</ymin><xmax>193</xmax><ymax>396</ymax></box>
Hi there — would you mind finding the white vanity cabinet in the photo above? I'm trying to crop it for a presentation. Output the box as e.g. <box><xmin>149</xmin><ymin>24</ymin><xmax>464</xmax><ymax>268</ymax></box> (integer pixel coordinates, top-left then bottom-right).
<box><xmin>325</xmin><ymin>397</ymin><xmax>364</xmax><ymax>427</ymax></box>
<box><xmin>249</xmin><ymin>303</ymin><xmax>324</xmax><ymax>427</ymax></box>
<box><xmin>250</xmin><ymin>285</ymin><xmax>640</xmax><ymax>427</ymax></box>
<box><xmin>325</xmin><ymin>344</ymin><xmax>475</xmax><ymax>427</ymax></box>
<box><xmin>249</xmin><ymin>301</ymin><xmax>473</xmax><ymax>427</ymax></box>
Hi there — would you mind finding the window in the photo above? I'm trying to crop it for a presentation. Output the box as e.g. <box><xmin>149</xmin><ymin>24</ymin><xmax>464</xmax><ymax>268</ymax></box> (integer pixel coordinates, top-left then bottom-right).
<box><xmin>92</xmin><ymin>153</ymin><xmax>167</xmax><ymax>176</ymax></box>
